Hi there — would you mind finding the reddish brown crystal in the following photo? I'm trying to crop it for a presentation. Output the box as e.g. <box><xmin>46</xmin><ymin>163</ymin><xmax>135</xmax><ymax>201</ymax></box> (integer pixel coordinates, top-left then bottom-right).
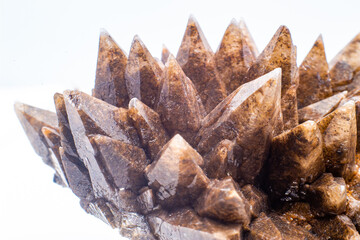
<box><xmin>268</xmin><ymin>120</ymin><xmax>324</xmax><ymax>201</ymax></box>
<box><xmin>243</xmin><ymin>25</ymin><xmax>298</xmax><ymax>130</ymax></box>
<box><xmin>157</xmin><ymin>54</ymin><xmax>206</xmax><ymax>144</ymax></box>
<box><xmin>215</xmin><ymin>19</ymin><xmax>256</xmax><ymax>94</ymax></box>
<box><xmin>317</xmin><ymin>101</ymin><xmax>357</xmax><ymax>181</ymax></box>
<box><xmin>128</xmin><ymin>98</ymin><xmax>169</xmax><ymax>161</ymax></box>
<box><xmin>176</xmin><ymin>16</ymin><xmax>227</xmax><ymax>112</ymax></box>
<box><xmin>125</xmin><ymin>35</ymin><xmax>163</xmax><ymax>109</ymax></box>
<box><xmin>195</xmin><ymin>177</ymin><xmax>251</xmax><ymax>227</ymax></box>
<box><xmin>241</xmin><ymin>184</ymin><xmax>268</xmax><ymax>219</ymax></box>
<box><xmin>297</xmin><ymin>35</ymin><xmax>332</xmax><ymax>108</ymax></box>
<box><xmin>147</xmin><ymin>208</ymin><xmax>242</xmax><ymax>240</ymax></box>
<box><xmin>93</xmin><ymin>30</ymin><xmax>129</xmax><ymax>108</ymax></box>
<box><xmin>298</xmin><ymin>91</ymin><xmax>347</xmax><ymax>123</ymax></box>
<box><xmin>145</xmin><ymin>134</ymin><xmax>209</xmax><ymax>208</ymax></box>
<box><xmin>161</xmin><ymin>44</ymin><xmax>170</xmax><ymax>64</ymax></box>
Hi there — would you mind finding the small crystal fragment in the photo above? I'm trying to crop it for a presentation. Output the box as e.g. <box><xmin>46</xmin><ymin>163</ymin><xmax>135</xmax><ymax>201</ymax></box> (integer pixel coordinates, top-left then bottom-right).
<box><xmin>330</xmin><ymin>33</ymin><xmax>360</xmax><ymax>72</ymax></box>
<box><xmin>195</xmin><ymin>177</ymin><xmax>251</xmax><ymax>227</ymax></box>
<box><xmin>317</xmin><ymin>101</ymin><xmax>357</xmax><ymax>181</ymax></box>
<box><xmin>247</xmin><ymin>213</ymin><xmax>282</xmax><ymax>240</ymax></box>
<box><xmin>238</xmin><ymin>20</ymin><xmax>259</xmax><ymax>58</ymax></box>
<box><xmin>176</xmin><ymin>15</ymin><xmax>227</xmax><ymax>112</ymax></box>
<box><xmin>128</xmin><ymin>98</ymin><xmax>169</xmax><ymax>161</ymax></box>
<box><xmin>267</xmin><ymin>120</ymin><xmax>324</xmax><ymax>201</ymax></box>
<box><xmin>346</xmin><ymin>193</ymin><xmax>360</xmax><ymax>231</ymax></box>
<box><xmin>243</xmin><ymin>26</ymin><xmax>298</xmax><ymax>130</ymax></box>
<box><xmin>125</xmin><ymin>35</ymin><xmax>163</xmax><ymax>109</ymax></box>
<box><xmin>279</xmin><ymin>202</ymin><xmax>314</xmax><ymax>231</ymax></box>
<box><xmin>93</xmin><ymin>30</ymin><xmax>129</xmax><ymax>108</ymax></box>
<box><xmin>89</xmin><ymin>134</ymin><xmax>148</xmax><ymax>192</ymax></box>
<box><xmin>330</xmin><ymin>61</ymin><xmax>354</xmax><ymax>92</ymax></box>
<box><xmin>14</xmin><ymin>102</ymin><xmax>58</xmax><ymax>167</ymax></box>
<box><xmin>157</xmin><ymin>55</ymin><xmax>206</xmax><ymax>144</ymax></box>
<box><xmin>145</xmin><ymin>134</ymin><xmax>209</xmax><ymax>208</ymax></box>
<box><xmin>215</xmin><ymin>19</ymin><xmax>256</xmax><ymax>94</ymax></box>
<box><xmin>305</xmin><ymin>173</ymin><xmax>347</xmax><ymax>215</ymax></box>
<box><xmin>297</xmin><ymin>35</ymin><xmax>332</xmax><ymax>108</ymax></box>
<box><xmin>147</xmin><ymin>208</ymin><xmax>242</xmax><ymax>240</ymax></box>
<box><xmin>298</xmin><ymin>91</ymin><xmax>347</xmax><ymax>123</ymax></box>
<box><xmin>119</xmin><ymin>211</ymin><xmax>156</xmax><ymax>240</ymax></box>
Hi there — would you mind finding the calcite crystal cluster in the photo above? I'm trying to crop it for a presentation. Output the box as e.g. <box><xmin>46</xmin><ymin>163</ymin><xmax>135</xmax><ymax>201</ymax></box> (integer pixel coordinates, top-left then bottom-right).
<box><xmin>15</xmin><ymin>16</ymin><xmax>360</xmax><ymax>239</ymax></box>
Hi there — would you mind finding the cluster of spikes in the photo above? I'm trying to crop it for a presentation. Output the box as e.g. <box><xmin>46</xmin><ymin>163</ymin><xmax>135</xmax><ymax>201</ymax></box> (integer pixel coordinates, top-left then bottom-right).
<box><xmin>15</xmin><ymin>16</ymin><xmax>360</xmax><ymax>239</ymax></box>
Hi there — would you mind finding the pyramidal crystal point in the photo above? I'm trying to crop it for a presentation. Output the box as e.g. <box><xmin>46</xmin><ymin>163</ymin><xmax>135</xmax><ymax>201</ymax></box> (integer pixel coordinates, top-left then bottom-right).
<box><xmin>14</xmin><ymin>18</ymin><xmax>360</xmax><ymax>239</ymax></box>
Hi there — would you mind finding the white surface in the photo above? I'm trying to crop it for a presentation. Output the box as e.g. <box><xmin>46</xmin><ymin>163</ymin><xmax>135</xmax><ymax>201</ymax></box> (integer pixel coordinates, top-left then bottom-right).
<box><xmin>1</xmin><ymin>0</ymin><xmax>360</xmax><ymax>239</ymax></box>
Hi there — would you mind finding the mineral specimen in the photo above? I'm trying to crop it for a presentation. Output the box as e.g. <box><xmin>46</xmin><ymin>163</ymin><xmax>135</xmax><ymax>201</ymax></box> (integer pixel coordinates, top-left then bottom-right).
<box><xmin>15</xmin><ymin>16</ymin><xmax>360</xmax><ymax>239</ymax></box>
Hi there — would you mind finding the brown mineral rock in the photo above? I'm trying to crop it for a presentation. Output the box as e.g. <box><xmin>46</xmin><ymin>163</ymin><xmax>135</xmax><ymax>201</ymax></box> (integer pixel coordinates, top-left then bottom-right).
<box><xmin>215</xmin><ymin>19</ymin><xmax>256</xmax><ymax>94</ymax></box>
<box><xmin>161</xmin><ymin>44</ymin><xmax>170</xmax><ymax>64</ymax></box>
<box><xmin>145</xmin><ymin>134</ymin><xmax>209</xmax><ymax>208</ymax></box>
<box><xmin>42</xmin><ymin>126</ymin><xmax>68</xmax><ymax>186</ymax></box>
<box><xmin>310</xmin><ymin>215</ymin><xmax>360</xmax><ymax>240</ymax></box>
<box><xmin>203</xmin><ymin>139</ymin><xmax>234</xmax><ymax>179</ymax></box>
<box><xmin>14</xmin><ymin>102</ymin><xmax>58</xmax><ymax>167</ymax></box>
<box><xmin>330</xmin><ymin>61</ymin><xmax>354</xmax><ymax>92</ymax></box>
<box><xmin>59</xmin><ymin>147</ymin><xmax>94</xmax><ymax>200</ymax></box>
<box><xmin>89</xmin><ymin>135</ymin><xmax>149</xmax><ymax>192</ymax></box>
<box><xmin>125</xmin><ymin>35</ymin><xmax>163</xmax><ymax>109</ymax></box>
<box><xmin>195</xmin><ymin>177</ymin><xmax>251</xmax><ymax>227</ymax></box>
<box><xmin>136</xmin><ymin>187</ymin><xmax>157</xmax><ymax>215</ymax></box>
<box><xmin>81</xmin><ymin>198</ymin><xmax>117</xmax><ymax>228</ymax></box>
<box><xmin>247</xmin><ymin>213</ymin><xmax>317</xmax><ymax>240</ymax></box>
<box><xmin>176</xmin><ymin>15</ymin><xmax>227</xmax><ymax>112</ymax></box>
<box><xmin>247</xmin><ymin>213</ymin><xmax>282</xmax><ymax>240</ymax></box>
<box><xmin>243</xmin><ymin>26</ymin><xmax>298</xmax><ymax>130</ymax></box>
<box><xmin>196</xmin><ymin>68</ymin><xmax>281</xmax><ymax>153</ymax></box>
<box><xmin>298</xmin><ymin>91</ymin><xmax>347</xmax><ymax>123</ymax></box>
<box><xmin>156</xmin><ymin>55</ymin><xmax>206</xmax><ymax>144</ymax></box>
<box><xmin>305</xmin><ymin>173</ymin><xmax>347</xmax><ymax>215</ymax></box>
<box><xmin>63</xmin><ymin>90</ymin><xmax>139</xmax><ymax>146</ymax></box>
<box><xmin>330</xmin><ymin>33</ymin><xmax>360</xmax><ymax>72</ymax></box>
<box><xmin>238</xmin><ymin>20</ymin><xmax>259</xmax><ymax>57</ymax></box>
<box><xmin>128</xmin><ymin>98</ymin><xmax>169</xmax><ymax>161</ymax></box>
<box><xmin>119</xmin><ymin>211</ymin><xmax>156</xmax><ymax>240</ymax></box>
<box><xmin>279</xmin><ymin>202</ymin><xmax>315</xmax><ymax>231</ymax></box>
<box><xmin>346</xmin><ymin>193</ymin><xmax>360</xmax><ymax>231</ymax></box>
<box><xmin>317</xmin><ymin>101</ymin><xmax>357</xmax><ymax>181</ymax></box>
<box><xmin>241</xmin><ymin>184</ymin><xmax>268</xmax><ymax>219</ymax></box>
<box><xmin>147</xmin><ymin>208</ymin><xmax>242</xmax><ymax>240</ymax></box>
<box><xmin>93</xmin><ymin>30</ymin><xmax>129</xmax><ymax>108</ymax></box>
<box><xmin>297</xmin><ymin>35</ymin><xmax>332</xmax><ymax>108</ymax></box>
<box><xmin>268</xmin><ymin>120</ymin><xmax>324</xmax><ymax>201</ymax></box>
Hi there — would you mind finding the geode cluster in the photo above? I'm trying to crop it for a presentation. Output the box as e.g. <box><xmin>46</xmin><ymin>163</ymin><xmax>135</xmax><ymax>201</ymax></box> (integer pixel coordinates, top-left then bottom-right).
<box><xmin>15</xmin><ymin>16</ymin><xmax>360</xmax><ymax>239</ymax></box>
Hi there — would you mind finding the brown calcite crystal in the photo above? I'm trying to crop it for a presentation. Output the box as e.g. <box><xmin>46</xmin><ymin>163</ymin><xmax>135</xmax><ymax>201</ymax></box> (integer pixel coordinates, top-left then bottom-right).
<box><xmin>297</xmin><ymin>35</ymin><xmax>332</xmax><ymax>108</ymax></box>
<box><xmin>298</xmin><ymin>91</ymin><xmax>347</xmax><ymax>123</ymax></box>
<box><xmin>310</xmin><ymin>215</ymin><xmax>360</xmax><ymax>240</ymax></box>
<box><xmin>197</xmin><ymin>68</ymin><xmax>282</xmax><ymax>184</ymax></box>
<box><xmin>145</xmin><ymin>134</ymin><xmax>209</xmax><ymax>208</ymax></box>
<box><xmin>317</xmin><ymin>101</ymin><xmax>357</xmax><ymax>181</ymax></box>
<box><xmin>125</xmin><ymin>35</ymin><xmax>163</xmax><ymax>109</ymax></box>
<box><xmin>16</xmin><ymin>18</ymin><xmax>360</xmax><ymax>239</ymax></box>
<box><xmin>128</xmin><ymin>98</ymin><xmax>169</xmax><ymax>161</ymax></box>
<box><xmin>243</xmin><ymin>25</ymin><xmax>298</xmax><ymax>130</ymax></box>
<box><xmin>176</xmin><ymin>16</ymin><xmax>227</xmax><ymax>112</ymax></box>
<box><xmin>14</xmin><ymin>102</ymin><xmax>58</xmax><ymax>168</ymax></box>
<box><xmin>195</xmin><ymin>177</ymin><xmax>251</xmax><ymax>227</ymax></box>
<box><xmin>147</xmin><ymin>208</ymin><xmax>242</xmax><ymax>240</ymax></box>
<box><xmin>156</xmin><ymin>54</ymin><xmax>206</xmax><ymax>144</ymax></box>
<box><xmin>89</xmin><ymin>134</ymin><xmax>149</xmax><ymax>192</ymax></box>
<box><xmin>93</xmin><ymin>30</ymin><xmax>129</xmax><ymax>108</ymax></box>
<box><xmin>215</xmin><ymin>19</ymin><xmax>256</xmax><ymax>94</ymax></box>
<box><xmin>305</xmin><ymin>173</ymin><xmax>347</xmax><ymax>216</ymax></box>
<box><xmin>267</xmin><ymin>120</ymin><xmax>325</xmax><ymax>201</ymax></box>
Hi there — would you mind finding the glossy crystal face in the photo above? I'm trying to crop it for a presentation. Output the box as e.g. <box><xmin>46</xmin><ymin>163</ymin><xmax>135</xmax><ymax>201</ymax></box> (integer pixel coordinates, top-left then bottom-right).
<box><xmin>15</xmin><ymin>16</ymin><xmax>360</xmax><ymax>239</ymax></box>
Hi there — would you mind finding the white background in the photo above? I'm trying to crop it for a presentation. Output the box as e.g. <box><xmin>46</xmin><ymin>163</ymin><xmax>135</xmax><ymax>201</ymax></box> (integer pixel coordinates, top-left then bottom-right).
<box><xmin>1</xmin><ymin>0</ymin><xmax>360</xmax><ymax>239</ymax></box>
